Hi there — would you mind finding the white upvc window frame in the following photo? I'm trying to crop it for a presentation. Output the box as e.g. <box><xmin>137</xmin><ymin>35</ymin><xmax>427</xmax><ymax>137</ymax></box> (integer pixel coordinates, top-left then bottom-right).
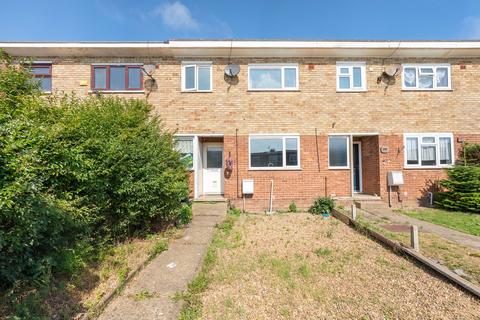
<box><xmin>174</xmin><ymin>135</ymin><xmax>194</xmax><ymax>171</ymax></box>
<box><xmin>402</xmin><ymin>64</ymin><xmax>451</xmax><ymax>91</ymax></box>
<box><xmin>248</xmin><ymin>134</ymin><xmax>301</xmax><ymax>170</ymax></box>
<box><xmin>328</xmin><ymin>135</ymin><xmax>350</xmax><ymax>169</ymax></box>
<box><xmin>247</xmin><ymin>64</ymin><xmax>299</xmax><ymax>91</ymax></box>
<box><xmin>181</xmin><ymin>61</ymin><xmax>213</xmax><ymax>92</ymax></box>
<box><xmin>336</xmin><ymin>62</ymin><xmax>367</xmax><ymax>92</ymax></box>
<box><xmin>404</xmin><ymin>133</ymin><xmax>455</xmax><ymax>169</ymax></box>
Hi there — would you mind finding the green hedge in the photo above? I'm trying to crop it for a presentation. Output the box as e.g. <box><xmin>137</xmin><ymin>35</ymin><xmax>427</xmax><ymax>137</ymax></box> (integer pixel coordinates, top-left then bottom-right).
<box><xmin>0</xmin><ymin>54</ymin><xmax>189</xmax><ymax>288</ymax></box>
<box><xmin>436</xmin><ymin>165</ymin><xmax>480</xmax><ymax>213</ymax></box>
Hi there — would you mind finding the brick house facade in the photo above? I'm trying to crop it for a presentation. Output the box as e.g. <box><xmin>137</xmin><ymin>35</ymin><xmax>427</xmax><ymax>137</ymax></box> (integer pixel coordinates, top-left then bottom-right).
<box><xmin>3</xmin><ymin>40</ymin><xmax>480</xmax><ymax>211</ymax></box>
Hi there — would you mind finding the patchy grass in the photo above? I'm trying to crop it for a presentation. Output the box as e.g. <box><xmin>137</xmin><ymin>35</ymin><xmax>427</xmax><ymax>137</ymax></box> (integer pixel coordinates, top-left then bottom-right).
<box><xmin>354</xmin><ymin>212</ymin><xmax>480</xmax><ymax>287</ymax></box>
<box><xmin>177</xmin><ymin>212</ymin><xmax>240</xmax><ymax>320</ymax></box>
<box><xmin>0</xmin><ymin>228</ymin><xmax>181</xmax><ymax>320</ymax></box>
<box><xmin>397</xmin><ymin>208</ymin><xmax>480</xmax><ymax>236</ymax></box>
<box><xmin>132</xmin><ymin>289</ymin><xmax>154</xmax><ymax>301</ymax></box>
<box><xmin>180</xmin><ymin>212</ymin><xmax>479</xmax><ymax>319</ymax></box>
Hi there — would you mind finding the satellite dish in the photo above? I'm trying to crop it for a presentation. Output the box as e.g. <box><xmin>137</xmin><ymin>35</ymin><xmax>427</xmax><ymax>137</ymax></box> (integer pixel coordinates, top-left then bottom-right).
<box><xmin>385</xmin><ymin>65</ymin><xmax>401</xmax><ymax>77</ymax></box>
<box><xmin>144</xmin><ymin>78</ymin><xmax>158</xmax><ymax>91</ymax></box>
<box><xmin>224</xmin><ymin>64</ymin><xmax>240</xmax><ymax>77</ymax></box>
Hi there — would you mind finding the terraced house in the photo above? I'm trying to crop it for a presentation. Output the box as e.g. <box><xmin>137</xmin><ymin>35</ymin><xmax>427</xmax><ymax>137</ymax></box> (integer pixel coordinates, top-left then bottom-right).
<box><xmin>3</xmin><ymin>40</ymin><xmax>480</xmax><ymax>211</ymax></box>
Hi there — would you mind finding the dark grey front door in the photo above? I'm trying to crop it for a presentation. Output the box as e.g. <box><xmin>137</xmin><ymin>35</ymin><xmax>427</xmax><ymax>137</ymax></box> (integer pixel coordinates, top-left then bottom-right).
<box><xmin>353</xmin><ymin>143</ymin><xmax>361</xmax><ymax>192</ymax></box>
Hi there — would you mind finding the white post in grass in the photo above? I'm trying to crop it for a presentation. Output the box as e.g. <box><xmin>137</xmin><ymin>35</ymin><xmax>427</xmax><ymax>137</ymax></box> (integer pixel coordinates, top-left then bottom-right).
<box><xmin>411</xmin><ymin>225</ymin><xmax>419</xmax><ymax>252</ymax></box>
<box><xmin>351</xmin><ymin>204</ymin><xmax>357</xmax><ymax>220</ymax></box>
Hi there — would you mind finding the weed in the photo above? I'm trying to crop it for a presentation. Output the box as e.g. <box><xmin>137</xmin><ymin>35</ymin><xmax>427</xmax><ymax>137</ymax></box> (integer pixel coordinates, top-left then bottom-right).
<box><xmin>314</xmin><ymin>248</ymin><xmax>332</xmax><ymax>257</ymax></box>
<box><xmin>133</xmin><ymin>289</ymin><xmax>154</xmax><ymax>301</ymax></box>
<box><xmin>148</xmin><ymin>239</ymin><xmax>168</xmax><ymax>260</ymax></box>
<box><xmin>298</xmin><ymin>264</ymin><xmax>310</xmax><ymax>278</ymax></box>
<box><xmin>117</xmin><ymin>266</ymin><xmax>130</xmax><ymax>283</ymax></box>
<box><xmin>288</xmin><ymin>201</ymin><xmax>298</xmax><ymax>213</ymax></box>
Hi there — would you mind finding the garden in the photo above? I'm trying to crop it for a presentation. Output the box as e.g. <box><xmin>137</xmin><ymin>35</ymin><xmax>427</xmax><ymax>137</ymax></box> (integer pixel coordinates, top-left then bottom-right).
<box><xmin>0</xmin><ymin>53</ymin><xmax>191</xmax><ymax>318</ymax></box>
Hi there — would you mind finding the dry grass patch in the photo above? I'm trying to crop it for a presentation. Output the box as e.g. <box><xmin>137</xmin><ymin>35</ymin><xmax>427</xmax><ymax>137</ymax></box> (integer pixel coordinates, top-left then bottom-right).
<box><xmin>191</xmin><ymin>213</ymin><xmax>479</xmax><ymax>319</ymax></box>
<box><xmin>355</xmin><ymin>212</ymin><xmax>480</xmax><ymax>287</ymax></box>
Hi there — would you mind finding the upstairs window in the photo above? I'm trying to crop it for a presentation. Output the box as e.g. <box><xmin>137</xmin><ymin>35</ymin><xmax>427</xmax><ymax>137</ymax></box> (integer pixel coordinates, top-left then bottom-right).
<box><xmin>30</xmin><ymin>64</ymin><xmax>52</xmax><ymax>92</ymax></box>
<box><xmin>404</xmin><ymin>133</ymin><xmax>454</xmax><ymax>168</ymax></box>
<box><xmin>249</xmin><ymin>135</ymin><xmax>300</xmax><ymax>170</ymax></box>
<box><xmin>402</xmin><ymin>64</ymin><xmax>451</xmax><ymax>90</ymax></box>
<box><xmin>248</xmin><ymin>64</ymin><xmax>298</xmax><ymax>90</ymax></box>
<box><xmin>92</xmin><ymin>65</ymin><xmax>143</xmax><ymax>91</ymax></box>
<box><xmin>181</xmin><ymin>62</ymin><xmax>212</xmax><ymax>92</ymax></box>
<box><xmin>336</xmin><ymin>62</ymin><xmax>366</xmax><ymax>91</ymax></box>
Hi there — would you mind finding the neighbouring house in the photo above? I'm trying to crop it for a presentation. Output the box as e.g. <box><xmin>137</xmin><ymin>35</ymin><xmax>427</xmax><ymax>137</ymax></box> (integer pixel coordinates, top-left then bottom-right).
<box><xmin>2</xmin><ymin>40</ymin><xmax>479</xmax><ymax>211</ymax></box>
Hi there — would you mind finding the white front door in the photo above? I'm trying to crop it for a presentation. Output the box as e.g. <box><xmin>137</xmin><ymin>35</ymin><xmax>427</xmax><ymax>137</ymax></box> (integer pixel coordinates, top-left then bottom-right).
<box><xmin>202</xmin><ymin>143</ymin><xmax>224</xmax><ymax>195</ymax></box>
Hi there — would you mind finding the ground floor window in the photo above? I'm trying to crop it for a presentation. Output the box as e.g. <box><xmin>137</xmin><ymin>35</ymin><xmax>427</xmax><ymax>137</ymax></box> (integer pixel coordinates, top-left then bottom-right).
<box><xmin>249</xmin><ymin>135</ymin><xmax>300</xmax><ymax>169</ymax></box>
<box><xmin>175</xmin><ymin>136</ymin><xmax>194</xmax><ymax>170</ymax></box>
<box><xmin>404</xmin><ymin>133</ymin><xmax>453</xmax><ymax>168</ymax></box>
<box><xmin>328</xmin><ymin>135</ymin><xmax>349</xmax><ymax>168</ymax></box>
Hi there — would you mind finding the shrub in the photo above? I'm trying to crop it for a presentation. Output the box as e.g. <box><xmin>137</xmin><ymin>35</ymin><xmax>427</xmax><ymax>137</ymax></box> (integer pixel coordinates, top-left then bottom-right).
<box><xmin>459</xmin><ymin>143</ymin><xmax>480</xmax><ymax>166</ymax></box>
<box><xmin>177</xmin><ymin>203</ymin><xmax>193</xmax><ymax>226</ymax></box>
<box><xmin>308</xmin><ymin>197</ymin><xmax>335</xmax><ymax>215</ymax></box>
<box><xmin>0</xmin><ymin>192</ymin><xmax>78</xmax><ymax>288</ymax></box>
<box><xmin>436</xmin><ymin>165</ymin><xmax>480</xmax><ymax>213</ymax></box>
<box><xmin>288</xmin><ymin>201</ymin><xmax>298</xmax><ymax>213</ymax></box>
<box><xmin>0</xmin><ymin>54</ymin><xmax>189</xmax><ymax>289</ymax></box>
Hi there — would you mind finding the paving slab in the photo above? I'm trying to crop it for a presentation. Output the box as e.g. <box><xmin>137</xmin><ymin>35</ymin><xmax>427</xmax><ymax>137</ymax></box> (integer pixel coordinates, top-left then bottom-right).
<box><xmin>98</xmin><ymin>202</ymin><xmax>227</xmax><ymax>320</ymax></box>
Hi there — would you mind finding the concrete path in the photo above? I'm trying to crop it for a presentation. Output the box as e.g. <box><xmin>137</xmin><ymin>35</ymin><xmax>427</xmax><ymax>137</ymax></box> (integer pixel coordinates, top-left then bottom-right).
<box><xmin>360</xmin><ymin>206</ymin><xmax>480</xmax><ymax>250</ymax></box>
<box><xmin>97</xmin><ymin>202</ymin><xmax>227</xmax><ymax>320</ymax></box>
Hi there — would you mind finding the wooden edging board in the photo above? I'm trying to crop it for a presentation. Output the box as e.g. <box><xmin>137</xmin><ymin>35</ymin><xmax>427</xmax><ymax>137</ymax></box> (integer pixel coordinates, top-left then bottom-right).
<box><xmin>331</xmin><ymin>209</ymin><xmax>480</xmax><ymax>299</ymax></box>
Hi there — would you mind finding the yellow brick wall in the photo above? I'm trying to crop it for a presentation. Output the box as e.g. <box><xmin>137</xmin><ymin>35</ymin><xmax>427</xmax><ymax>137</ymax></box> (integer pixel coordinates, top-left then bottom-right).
<box><xmin>45</xmin><ymin>56</ymin><xmax>480</xmax><ymax>135</ymax></box>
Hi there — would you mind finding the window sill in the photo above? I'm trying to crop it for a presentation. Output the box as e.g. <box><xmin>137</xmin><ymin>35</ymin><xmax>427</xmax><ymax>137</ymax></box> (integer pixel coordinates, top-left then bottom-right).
<box><xmin>401</xmin><ymin>89</ymin><xmax>453</xmax><ymax>92</ymax></box>
<box><xmin>404</xmin><ymin>165</ymin><xmax>453</xmax><ymax>170</ymax></box>
<box><xmin>88</xmin><ymin>90</ymin><xmax>145</xmax><ymax>94</ymax></box>
<box><xmin>336</xmin><ymin>89</ymin><xmax>367</xmax><ymax>93</ymax></box>
<box><xmin>328</xmin><ymin>166</ymin><xmax>350</xmax><ymax>170</ymax></box>
<box><xmin>181</xmin><ymin>90</ymin><xmax>213</xmax><ymax>93</ymax></box>
<box><xmin>248</xmin><ymin>168</ymin><xmax>302</xmax><ymax>171</ymax></box>
<box><xmin>247</xmin><ymin>89</ymin><xmax>300</xmax><ymax>92</ymax></box>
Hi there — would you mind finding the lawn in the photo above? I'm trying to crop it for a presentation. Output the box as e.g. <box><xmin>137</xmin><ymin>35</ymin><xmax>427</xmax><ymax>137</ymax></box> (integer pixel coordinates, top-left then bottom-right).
<box><xmin>178</xmin><ymin>212</ymin><xmax>479</xmax><ymax>319</ymax></box>
<box><xmin>398</xmin><ymin>208</ymin><xmax>480</xmax><ymax>237</ymax></box>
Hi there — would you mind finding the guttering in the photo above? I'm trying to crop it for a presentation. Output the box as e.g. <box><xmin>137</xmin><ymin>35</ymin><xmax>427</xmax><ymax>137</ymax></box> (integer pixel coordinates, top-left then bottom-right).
<box><xmin>2</xmin><ymin>40</ymin><xmax>480</xmax><ymax>58</ymax></box>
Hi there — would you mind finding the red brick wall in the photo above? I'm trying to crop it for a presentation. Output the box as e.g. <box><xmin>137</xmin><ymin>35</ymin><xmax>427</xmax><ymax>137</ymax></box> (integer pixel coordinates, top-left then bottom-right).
<box><xmin>223</xmin><ymin>135</ymin><xmax>351</xmax><ymax>212</ymax></box>
<box><xmin>188</xmin><ymin>171</ymin><xmax>195</xmax><ymax>198</ymax></box>
<box><xmin>189</xmin><ymin>133</ymin><xmax>480</xmax><ymax>211</ymax></box>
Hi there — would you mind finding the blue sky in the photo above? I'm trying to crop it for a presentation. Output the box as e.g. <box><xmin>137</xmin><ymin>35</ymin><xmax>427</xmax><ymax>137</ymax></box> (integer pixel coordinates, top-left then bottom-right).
<box><xmin>1</xmin><ymin>0</ymin><xmax>480</xmax><ymax>41</ymax></box>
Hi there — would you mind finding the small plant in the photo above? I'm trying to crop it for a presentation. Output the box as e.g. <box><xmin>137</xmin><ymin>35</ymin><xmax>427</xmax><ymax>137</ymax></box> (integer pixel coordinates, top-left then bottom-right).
<box><xmin>308</xmin><ymin>197</ymin><xmax>335</xmax><ymax>215</ymax></box>
<box><xmin>337</xmin><ymin>204</ymin><xmax>345</xmax><ymax>210</ymax></box>
<box><xmin>298</xmin><ymin>264</ymin><xmax>310</xmax><ymax>278</ymax></box>
<box><xmin>288</xmin><ymin>201</ymin><xmax>298</xmax><ymax>213</ymax></box>
<box><xmin>314</xmin><ymin>248</ymin><xmax>332</xmax><ymax>257</ymax></box>
<box><xmin>117</xmin><ymin>266</ymin><xmax>130</xmax><ymax>283</ymax></box>
<box><xmin>228</xmin><ymin>207</ymin><xmax>242</xmax><ymax>216</ymax></box>
<box><xmin>133</xmin><ymin>289</ymin><xmax>154</xmax><ymax>301</ymax></box>
<box><xmin>177</xmin><ymin>203</ymin><xmax>193</xmax><ymax>226</ymax></box>
<box><xmin>149</xmin><ymin>239</ymin><xmax>169</xmax><ymax>260</ymax></box>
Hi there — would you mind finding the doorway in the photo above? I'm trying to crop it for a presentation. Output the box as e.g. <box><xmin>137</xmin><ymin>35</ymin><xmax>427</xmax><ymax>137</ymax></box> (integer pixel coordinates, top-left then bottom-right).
<box><xmin>202</xmin><ymin>143</ymin><xmax>224</xmax><ymax>195</ymax></box>
<box><xmin>353</xmin><ymin>142</ymin><xmax>362</xmax><ymax>193</ymax></box>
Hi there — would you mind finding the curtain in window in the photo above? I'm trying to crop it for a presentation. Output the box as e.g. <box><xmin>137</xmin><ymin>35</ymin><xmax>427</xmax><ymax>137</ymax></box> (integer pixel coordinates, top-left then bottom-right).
<box><xmin>436</xmin><ymin>68</ymin><xmax>449</xmax><ymax>87</ymax></box>
<box><xmin>176</xmin><ymin>138</ymin><xmax>194</xmax><ymax>169</ymax></box>
<box><xmin>177</xmin><ymin>139</ymin><xmax>193</xmax><ymax>154</ymax></box>
<box><xmin>406</xmin><ymin>138</ymin><xmax>418</xmax><ymax>163</ymax></box>
<box><xmin>439</xmin><ymin>137</ymin><xmax>452</xmax><ymax>164</ymax></box>
<box><xmin>404</xmin><ymin>68</ymin><xmax>416</xmax><ymax>87</ymax></box>
<box><xmin>421</xmin><ymin>145</ymin><xmax>436</xmax><ymax>165</ymax></box>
